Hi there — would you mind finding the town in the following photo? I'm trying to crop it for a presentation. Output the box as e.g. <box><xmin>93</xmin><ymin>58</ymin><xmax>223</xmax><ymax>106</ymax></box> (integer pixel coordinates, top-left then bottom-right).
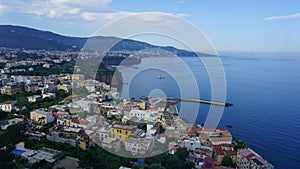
<box><xmin>0</xmin><ymin>48</ymin><xmax>274</xmax><ymax>169</ymax></box>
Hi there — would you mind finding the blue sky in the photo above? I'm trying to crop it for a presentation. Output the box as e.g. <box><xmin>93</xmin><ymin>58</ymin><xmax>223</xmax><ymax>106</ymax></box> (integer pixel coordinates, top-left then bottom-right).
<box><xmin>0</xmin><ymin>0</ymin><xmax>300</xmax><ymax>52</ymax></box>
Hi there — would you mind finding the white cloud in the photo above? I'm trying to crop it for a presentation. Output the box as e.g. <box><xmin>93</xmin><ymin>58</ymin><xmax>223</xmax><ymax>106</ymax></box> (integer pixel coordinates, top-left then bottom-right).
<box><xmin>0</xmin><ymin>0</ymin><xmax>111</xmax><ymax>17</ymax></box>
<box><xmin>0</xmin><ymin>0</ymin><xmax>190</xmax><ymax>29</ymax></box>
<box><xmin>176</xmin><ymin>13</ymin><xmax>190</xmax><ymax>17</ymax></box>
<box><xmin>81</xmin><ymin>11</ymin><xmax>137</xmax><ymax>21</ymax></box>
<box><xmin>0</xmin><ymin>5</ymin><xmax>7</xmax><ymax>14</ymax></box>
<box><xmin>264</xmin><ymin>12</ymin><xmax>300</xmax><ymax>21</ymax></box>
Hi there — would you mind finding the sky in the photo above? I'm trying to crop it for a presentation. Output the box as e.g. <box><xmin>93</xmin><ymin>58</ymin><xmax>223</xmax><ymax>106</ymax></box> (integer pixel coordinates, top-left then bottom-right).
<box><xmin>0</xmin><ymin>0</ymin><xmax>300</xmax><ymax>53</ymax></box>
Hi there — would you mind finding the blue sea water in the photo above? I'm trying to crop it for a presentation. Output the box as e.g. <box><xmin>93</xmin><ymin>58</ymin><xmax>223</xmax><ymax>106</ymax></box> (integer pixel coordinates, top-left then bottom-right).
<box><xmin>119</xmin><ymin>52</ymin><xmax>300</xmax><ymax>169</ymax></box>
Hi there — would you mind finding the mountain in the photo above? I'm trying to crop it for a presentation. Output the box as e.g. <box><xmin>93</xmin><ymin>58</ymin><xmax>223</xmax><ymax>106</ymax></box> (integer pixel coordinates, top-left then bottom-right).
<box><xmin>0</xmin><ymin>25</ymin><xmax>86</xmax><ymax>51</ymax></box>
<box><xmin>0</xmin><ymin>25</ymin><xmax>199</xmax><ymax>56</ymax></box>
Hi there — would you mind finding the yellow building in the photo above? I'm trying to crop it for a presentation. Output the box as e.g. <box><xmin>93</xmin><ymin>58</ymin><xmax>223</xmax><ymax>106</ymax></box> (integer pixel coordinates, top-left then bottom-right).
<box><xmin>57</xmin><ymin>84</ymin><xmax>72</xmax><ymax>93</ymax></box>
<box><xmin>5</xmin><ymin>89</ymin><xmax>15</xmax><ymax>95</ymax></box>
<box><xmin>30</xmin><ymin>109</ymin><xmax>54</xmax><ymax>124</ymax></box>
<box><xmin>79</xmin><ymin>140</ymin><xmax>87</xmax><ymax>150</ymax></box>
<box><xmin>123</xmin><ymin>99</ymin><xmax>146</xmax><ymax>110</ymax></box>
<box><xmin>110</xmin><ymin>124</ymin><xmax>137</xmax><ymax>142</ymax></box>
<box><xmin>72</xmin><ymin>74</ymin><xmax>85</xmax><ymax>87</ymax></box>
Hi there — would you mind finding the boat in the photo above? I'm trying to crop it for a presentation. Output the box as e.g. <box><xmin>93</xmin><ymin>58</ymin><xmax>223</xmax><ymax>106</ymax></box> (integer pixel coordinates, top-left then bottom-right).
<box><xmin>157</xmin><ymin>75</ymin><xmax>165</xmax><ymax>79</ymax></box>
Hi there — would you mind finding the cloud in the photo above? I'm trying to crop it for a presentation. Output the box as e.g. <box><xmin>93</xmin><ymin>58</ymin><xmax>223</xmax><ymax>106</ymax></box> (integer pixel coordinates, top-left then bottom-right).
<box><xmin>0</xmin><ymin>0</ymin><xmax>190</xmax><ymax>29</ymax></box>
<box><xmin>176</xmin><ymin>13</ymin><xmax>190</xmax><ymax>17</ymax></box>
<box><xmin>0</xmin><ymin>0</ymin><xmax>111</xmax><ymax>17</ymax></box>
<box><xmin>0</xmin><ymin>5</ymin><xmax>7</xmax><ymax>14</ymax></box>
<box><xmin>81</xmin><ymin>11</ymin><xmax>137</xmax><ymax>21</ymax></box>
<box><xmin>264</xmin><ymin>12</ymin><xmax>300</xmax><ymax>21</ymax></box>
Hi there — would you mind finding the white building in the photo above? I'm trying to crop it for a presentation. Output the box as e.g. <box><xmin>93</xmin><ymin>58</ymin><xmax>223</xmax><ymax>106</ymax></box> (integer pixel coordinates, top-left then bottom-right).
<box><xmin>237</xmin><ymin>148</ymin><xmax>274</xmax><ymax>169</ymax></box>
<box><xmin>0</xmin><ymin>100</ymin><xmax>16</xmax><ymax>112</ymax></box>
<box><xmin>128</xmin><ymin>109</ymin><xmax>158</xmax><ymax>121</ymax></box>
<box><xmin>42</xmin><ymin>93</ymin><xmax>56</xmax><ymax>99</ymax></box>
<box><xmin>182</xmin><ymin>137</ymin><xmax>202</xmax><ymax>151</ymax></box>
<box><xmin>27</xmin><ymin>95</ymin><xmax>42</xmax><ymax>103</ymax></box>
<box><xmin>125</xmin><ymin>137</ymin><xmax>154</xmax><ymax>155</ymax></box>
<box><xmin>73</xmin><ymin>99</ymin><xmax>93</xmax><ymax>113</ymax></box>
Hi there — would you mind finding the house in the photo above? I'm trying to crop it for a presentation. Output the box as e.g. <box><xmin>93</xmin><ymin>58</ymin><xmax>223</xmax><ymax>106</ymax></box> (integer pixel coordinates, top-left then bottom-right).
<box><xmin>200</xmin><ymin>128</ymin><xmax>232</xmax><ymax>146</ymax></box>
<box><xmin>128</xmin><ymin>109</ymin><xmax>158</xmax><ymax>121</ymax></box>
<box><xmin>123</xmin><ymin>99</ymin><xmax>146</xmax><ymax>110</ymax></box>
<box><xmin>47</xmin><ymin>126</ymin><xmax>90</xmax><ymax>149</ymax></box>
<box><xmin>168</xmin><ymin>141</ymin><xmax>180</xmax><ymax>154</ymax></box>
<box><xmin>110</xmin><ymin>124</ymin><xmax>137</xmax><ymax>142</ymax></box>
<box><xmin>95</xmin><ymin>127</ymin><xmax>122</xmax><ymax>152</ymax></box>
<box><xmin>182</xmin><ymin>137</ymin><xmax>202</xmax><ymax>151</ymax></box>
<box><xmin>25</xmin><ymin>84</ymin><xmax>39</xmax><ymax>93</ymax></box>
<box><xmin>125</xmin><ymin>136</ymin><xmax>154</xmax><ymax>155</ymax></box>
<box><xmin>0</xmin><ymin>100</ymin><xmax>16</xmax><ymax>112</ymax></box>
<box><xmin>30</xmin><ymin>109</ymin><xmax>54</xmax><ymax>124</ymax></box>
<box><xmin>57</xmin><ymin>84</ymin><xmax>72</xmax><ymax>93</ymax></box>
<box><xmin>27</xmin><ymin>95</ymin><xmax>42</xmax><ymax>103</ymax></box>
<box><xmin>8</xmin><ymin>118</ymin><xmax>24</xmax><ymax>125</ymax></box>
<box><xmin>237</xmin><ymin>148</ymin><xmax>274</xmax><ymax>169</ymax></box>
<box><xmin>42</xmin><ymin>93</ymin><xmax>56</xmax><ymax>99</ymax></box>
<box><xmin>213</xmin><ymin>144</ymin><xmax>237</xmax><ymax>164</ymax></box>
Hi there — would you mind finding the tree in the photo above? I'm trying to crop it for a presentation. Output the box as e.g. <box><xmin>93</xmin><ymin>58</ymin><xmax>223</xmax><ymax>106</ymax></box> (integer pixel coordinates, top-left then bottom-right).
<box><xmin>183</xmin><ymin>161</ymin><xmax>195</xmax><ymax>169</ymax></box>
<box><xmin>175</xmin><ymin>147</ymin><xmax>189</xmax><ymax>160</ymax></box>
<box><xmin>221</xmin><ymin>155</ymin><xmax>233</xmax><ymax>167</ymax></box>
<box><xmin>145</xmin><ymin>163</ymin><xmax>166</xmax><ymax>169</ymax></box>
<box><xmin>0</xmin><ymin>150</ymin><xmax>15</xmax><ymax>169</ymax></box>
<box><xmin>31</xmin><ymin>160</ymin><xmax>52</xmax><ymax>169</ymax></box>
<box><xmin>164</xmin><ymin>155</ymin><xmax>183</xmax><ymax>169</ymax></box>
<box><xmin>36</xmin><ymin>90</ymin><xmax>42</xmax><ymax>95</ymax></box>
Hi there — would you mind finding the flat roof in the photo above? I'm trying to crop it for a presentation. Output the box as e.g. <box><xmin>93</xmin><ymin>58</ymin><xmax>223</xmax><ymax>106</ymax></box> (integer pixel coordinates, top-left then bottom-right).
<box><xmin>112</xmin><ymin>124</ymin><xmax>136</xmax><ymax>131</ymax></box>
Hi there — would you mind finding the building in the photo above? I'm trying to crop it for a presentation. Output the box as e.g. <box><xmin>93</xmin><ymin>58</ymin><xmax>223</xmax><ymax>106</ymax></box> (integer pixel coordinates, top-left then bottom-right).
<box><xmin>57</xmin><ymin>84</ymin><xmax>72</xmax><ymax>93</ymax></box>
<box><xmin>123</xmin><ymin>99</ymin><xmax>146</xmax><ymax>110</ymax></box>
<box><xmin>200</xmin><ymin>128</ymin><xmax>233</xmax><ymax>146</ymax></box>
<box><xmin>125</xmin><ymin>136</ymin><xmax>154</xmax><ymax>155</ymax></box>
<box><xmin>71</xmin><ymin>74</ymin><xmax>85</xmax><ymax>87</ymax></box>
<box><xmin>128</xmin><ymin>109</ymin><xmax>158</xmax><ymax>121</ymax></box>
<box><xmin>182</xmin><ymin>137</ymin><xmax>202</xmax><ymax>151</ymax></box>
<box><xmin>30</xmin><ymin>109</ymin><xmax>54</xmax><ymax>124</ymax></box>
<box><xmin>110</xmin><ymin>124</ymin><xmax>137</xmax><ymax>142</ymax></box>
<box><xmin>25</xmin><ymin>84</ymin><xmax>39</xmax><ymax>93</ymax></box>
<box><xmin>0</xmin><ymin>100</ymin><xmax>16</xmax><ymax>112</ymax></box>
<box><xmin>27</xmin><ymin>95</ymin><xmax>42</xmax><ymax>103</ymax></box>
<box><xmin>237</xmin><ymin>148</ymin><xmax>274</xmax><ymax>169</ymax></box>
<box><xmin>47</xmin><ymin>126</ymin><xmax>90</xmax><ymax>149</ymax></box>
<box><xmin>42</xmin><ymin>93</ymin><xmax>56</xmax><ymax>99</ymax></box>
<box><xmin>213</xmin><ymin>144</ymin><xmax>237</xmax><ymax>164</ymax></box>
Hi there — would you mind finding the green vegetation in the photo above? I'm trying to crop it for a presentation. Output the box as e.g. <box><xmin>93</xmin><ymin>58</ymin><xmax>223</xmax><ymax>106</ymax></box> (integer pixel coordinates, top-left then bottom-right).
<box><xmin>0</xmin><ymin>123</ymin><xmax>26</xmax><ymax>147</ymax></box>
<box><xmin>221</xmin><ymin>155</ymin><xmax>233</xmax><ymax>167</ymax></box>
<box><xmin>233</xmin><ymin>137</ymin><xmax>248</xmax><ymax>150</ymax></box>
<box><xmin>23</xmin><ymin>139</ymin><xmax>194</xmax><ymax>169</ymax></box>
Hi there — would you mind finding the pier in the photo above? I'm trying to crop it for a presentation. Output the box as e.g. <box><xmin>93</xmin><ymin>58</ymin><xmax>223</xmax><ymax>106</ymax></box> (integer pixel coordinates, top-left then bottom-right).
<box><xmin>140</xmin><ymin>96</ymin><xmax>233</xmax><ymax>107</ymax></box>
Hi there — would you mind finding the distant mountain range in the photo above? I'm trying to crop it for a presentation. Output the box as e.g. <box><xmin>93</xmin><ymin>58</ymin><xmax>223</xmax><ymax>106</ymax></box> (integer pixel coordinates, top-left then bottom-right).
<box><xmin>0</xmin><ymin>25</ymin><xmax>197</xmax><ymax>56</ymax></box>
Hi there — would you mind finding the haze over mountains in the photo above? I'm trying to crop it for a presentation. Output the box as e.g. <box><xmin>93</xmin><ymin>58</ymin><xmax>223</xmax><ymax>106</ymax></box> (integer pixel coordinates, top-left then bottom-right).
<box><xmin>0</xmin><ymin>25</ymin><xmax>195</xmax><ymax>56</ymax></box>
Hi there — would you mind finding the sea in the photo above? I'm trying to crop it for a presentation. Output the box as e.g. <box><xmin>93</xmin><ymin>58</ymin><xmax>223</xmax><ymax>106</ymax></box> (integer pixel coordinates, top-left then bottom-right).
<box><xmin>118</xmin><ymin>52</ymin><xmax>300</xmax><ymax>169</ymax></box>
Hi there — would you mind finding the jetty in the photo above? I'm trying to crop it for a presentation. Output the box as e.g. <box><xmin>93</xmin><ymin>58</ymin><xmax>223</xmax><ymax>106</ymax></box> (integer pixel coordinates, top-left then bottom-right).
<box><xmin>140</xmin><ymin>96</ymin><xmax>233</xmax><ymax>107</ymax></box>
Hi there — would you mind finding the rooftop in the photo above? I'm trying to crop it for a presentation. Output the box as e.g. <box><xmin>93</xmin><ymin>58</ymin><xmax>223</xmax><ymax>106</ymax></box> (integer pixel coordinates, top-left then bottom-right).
<box><xmin>112</xmin><ymin>124</ymin><xmax>137</xmax><ymax>131</ymax></box>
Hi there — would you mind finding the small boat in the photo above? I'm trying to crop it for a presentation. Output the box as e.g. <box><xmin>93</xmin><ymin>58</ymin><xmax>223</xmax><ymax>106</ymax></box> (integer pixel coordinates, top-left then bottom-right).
<box><xmin>157</xmin><ymin>75</ymin><xmax>165</xmax><ymax>79</ymax></box>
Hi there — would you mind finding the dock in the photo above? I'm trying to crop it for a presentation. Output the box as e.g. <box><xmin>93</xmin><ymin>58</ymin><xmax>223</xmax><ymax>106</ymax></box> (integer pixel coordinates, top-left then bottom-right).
<box><xmin>140</xmin><ymin>96</ymin><xmax>233</xmax><ymax>107</ymax></box>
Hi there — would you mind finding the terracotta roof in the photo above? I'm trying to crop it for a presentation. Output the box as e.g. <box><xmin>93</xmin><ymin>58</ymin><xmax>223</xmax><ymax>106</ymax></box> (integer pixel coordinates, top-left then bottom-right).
<box><xmin>71</xmin><ymin>119</ymin><xmax>80</xmax><ymax>124</ymax></box>
<box><xmin>64</xmin><ymin>95</ymin><xmax>78</xmax><ymax>101</ymax></box>
<box><xmin>187</xmin><ymin>127</ymin><xmax>198</xmax><ymax>135</ymax></box>
<box><xmin>3</xmin><ymin>100</ymin><xmax>15</xmax><ymax>104</ymax></box>
<box><xmin>79</xmin><ymin>120</ymin><xmax>89</xmax><ymax>125</ymax></box>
